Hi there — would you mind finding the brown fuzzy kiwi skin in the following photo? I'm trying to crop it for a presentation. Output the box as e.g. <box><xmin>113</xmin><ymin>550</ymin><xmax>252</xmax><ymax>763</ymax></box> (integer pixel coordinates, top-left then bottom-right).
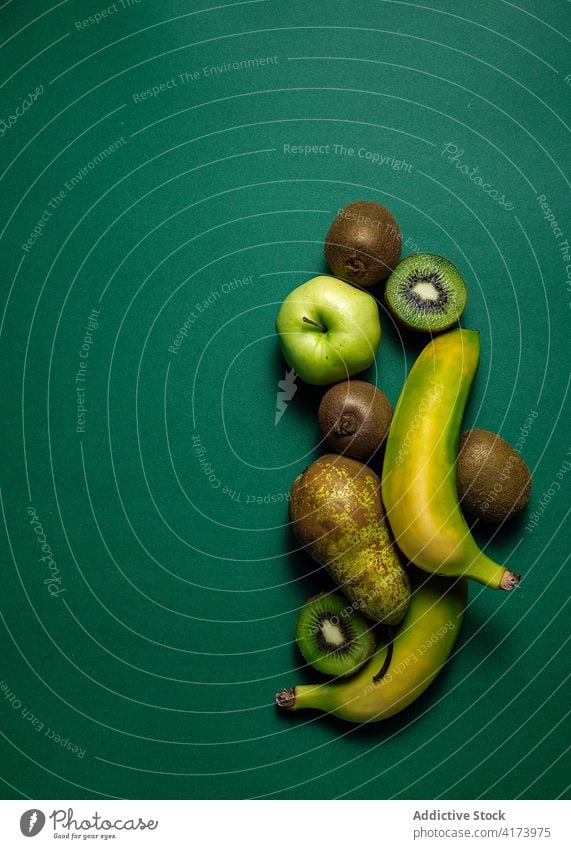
<box><xmin>457</xmin><ymin>429</ymin><xmax>532</xmax><ymax>523</ymax></box>
<box><xmin>318</xmin><ymin>380</ymin><xmax>393</xmax><ymax>461</ymax></box>
<box><xmin>324</xmin><ymin>201</ymin><xmax>402</xmax><ymax>287</ymax></box>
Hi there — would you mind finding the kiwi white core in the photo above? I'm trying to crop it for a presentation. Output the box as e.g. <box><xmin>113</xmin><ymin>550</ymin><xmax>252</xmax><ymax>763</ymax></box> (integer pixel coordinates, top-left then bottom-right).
<box><xmin>320</xmin><ymin>619</ymin><xmax>345</xmax><ymax>647</ymax></box>
<box><xmin>412</xmin><ymin>281</ymin><xmax>439</xmax><ymax>301</ymax></box>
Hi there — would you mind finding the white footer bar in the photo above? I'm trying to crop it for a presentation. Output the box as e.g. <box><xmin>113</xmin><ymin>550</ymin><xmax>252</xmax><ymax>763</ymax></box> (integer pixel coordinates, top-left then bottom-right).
<box><xmin>0</xmin><ymin>800</ymin><xmax>568</xmax><ymax>848</ymax></box>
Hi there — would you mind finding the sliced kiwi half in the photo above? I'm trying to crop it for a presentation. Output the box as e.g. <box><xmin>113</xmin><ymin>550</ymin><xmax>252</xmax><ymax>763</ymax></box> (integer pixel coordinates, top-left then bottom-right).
<box><xmin>385</xmin><ymin>253</ymin><xmax>468</xmax><ymax>332</ymax></box>
<box><xmin>296</xmin><ymin>593</ymin><xmax>376</xmax><ymax>677</ymax></box>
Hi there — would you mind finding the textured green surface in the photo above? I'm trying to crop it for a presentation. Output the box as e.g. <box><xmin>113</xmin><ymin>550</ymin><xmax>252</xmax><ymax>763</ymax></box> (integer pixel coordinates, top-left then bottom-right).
<box><xmin>0</xmin><ymin>0</ymin><xmax>570</xmax><ymax>800</ymax></box>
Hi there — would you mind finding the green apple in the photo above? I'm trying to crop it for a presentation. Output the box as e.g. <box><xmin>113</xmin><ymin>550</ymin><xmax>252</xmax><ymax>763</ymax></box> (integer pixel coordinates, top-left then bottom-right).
<box><xmin>275</xmin><ymin>276</ymin><xmax>381</xmax><ymax>385</ymax></box>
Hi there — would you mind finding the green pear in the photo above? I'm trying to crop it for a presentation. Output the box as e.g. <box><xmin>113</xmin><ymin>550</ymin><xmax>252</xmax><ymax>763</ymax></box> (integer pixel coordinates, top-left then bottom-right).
<box><xmin>289</xmin><ymin>454</ymin><xmax>410</xmax><ymax>624</ymax></box>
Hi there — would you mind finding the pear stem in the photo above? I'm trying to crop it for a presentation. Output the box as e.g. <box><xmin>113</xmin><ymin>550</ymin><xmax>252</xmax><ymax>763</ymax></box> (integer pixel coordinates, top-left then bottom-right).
<box><xmin>302</xmin><ymin>316</ymin><xmax>327</xmax><ymax>333</ymax></box>
<box><xmin>373</xmin><ymin>627</ymin><xmax>395</xmax><ymax>682</ymax></box>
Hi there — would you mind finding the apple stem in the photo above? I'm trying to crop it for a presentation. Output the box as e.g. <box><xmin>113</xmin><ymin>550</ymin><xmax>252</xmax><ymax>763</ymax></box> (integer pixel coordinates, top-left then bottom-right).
<box><xmin>302</xmin><ymin>316</ymin><xmax>327</xmax><ymax>333</ymax></box>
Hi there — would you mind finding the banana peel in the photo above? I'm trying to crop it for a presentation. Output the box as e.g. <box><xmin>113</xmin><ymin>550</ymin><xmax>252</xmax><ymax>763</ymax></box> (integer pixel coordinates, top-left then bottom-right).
<box><xmin>382</xmin><ymin>328</ymin><xmax>520</xmax><ymax>590</ymax></box>
<box><xmin>276</xmin><ymin>571</ymin><xmax>466</xmax><ymax>723</ymax></box>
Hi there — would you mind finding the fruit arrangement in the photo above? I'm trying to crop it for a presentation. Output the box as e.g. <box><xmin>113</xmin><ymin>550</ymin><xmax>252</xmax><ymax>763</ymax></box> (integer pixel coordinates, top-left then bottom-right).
<box><xmin>274</xmin><ymin>201</ymin><xmax>532</xmax><ymax>724</ymax></box>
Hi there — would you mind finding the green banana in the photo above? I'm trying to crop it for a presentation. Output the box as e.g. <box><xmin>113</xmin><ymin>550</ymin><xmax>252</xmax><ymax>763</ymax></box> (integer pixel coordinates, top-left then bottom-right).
<box><xmin>276</xmin><ymin>571</ymin><xmax>466</xmax><ymax>723</ymax></box>
<box><xmin>381</xmin><ymin>329</ymin><xmax>520</xmax><ymax>590</ymax></box>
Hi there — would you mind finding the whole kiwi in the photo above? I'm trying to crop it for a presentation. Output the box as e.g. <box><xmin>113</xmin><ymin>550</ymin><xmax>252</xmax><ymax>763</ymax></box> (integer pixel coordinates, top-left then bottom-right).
<box><xmin>457</xmin><ymin>429</ymin><xmax>532</xmax><ymax>522</ymax></box>
<box><xmin>324</xmin><ymin>201</ymin><xmax>402</xmax><ymax>287</ymax></box>
<box><xmin>318</xmin><ymin>380</ymin><xmax>393</xmax><ymax>460</ymax></box>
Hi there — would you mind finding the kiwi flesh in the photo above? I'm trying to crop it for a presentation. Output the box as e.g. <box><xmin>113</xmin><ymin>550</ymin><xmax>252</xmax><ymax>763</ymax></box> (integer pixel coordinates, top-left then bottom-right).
<box><xmin>318</xmin><ymin>380</ymin><xmax>393</xmax><ymax>461</ymax></box>
<box><xmin>324</xmin><ymin>200</ymin><xmax>402</xmax><ymax>287</ymax></box>
<box><xmin>385</xmin><ymin>253</ymin><xmax>468</xmax><ymax>332</ymax></box>
<box><xmin>457</xmin><ymin>429</ymin><xmax>532</xmax><ymax>522</ymax></box>
<box><xmin>295</xmin><ymin>593</ymin><xmax>376</xmax><ymax>677</ymax></box>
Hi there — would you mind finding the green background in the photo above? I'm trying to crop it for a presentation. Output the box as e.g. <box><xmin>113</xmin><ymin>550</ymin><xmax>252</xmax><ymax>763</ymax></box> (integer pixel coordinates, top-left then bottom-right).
<box><xmin>1</xmin><ymin>0</ymin><xmax>569</xmax><ymax>800</ymax></box>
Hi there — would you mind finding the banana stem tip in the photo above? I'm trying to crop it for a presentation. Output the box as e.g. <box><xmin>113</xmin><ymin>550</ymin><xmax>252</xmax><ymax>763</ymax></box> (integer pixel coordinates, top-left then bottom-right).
<box><xmin>501</xmin><ymin>570</ymin><xmax>521</xmax><ymax>590</ymax></box>
<box><xmin>275</xmin><ymin>688</ymin><xmax>296</xmax><ymax>709</ymax></box>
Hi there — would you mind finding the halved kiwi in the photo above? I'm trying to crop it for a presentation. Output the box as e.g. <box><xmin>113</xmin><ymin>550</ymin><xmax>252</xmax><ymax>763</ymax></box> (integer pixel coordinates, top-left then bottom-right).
<box><xmin>385</xmin><ymin>253</ymin><xmax>468</xmax><ymax>332</ymax></box>
<box><xmin>296</xmin><ymin>593</ymin><xmax>375</xmax><ymax>677</ymax></box>
<box><xmin>318</xmin><ymin>380</ymin><xmax>393</xmax><ymax>461</ymax></box>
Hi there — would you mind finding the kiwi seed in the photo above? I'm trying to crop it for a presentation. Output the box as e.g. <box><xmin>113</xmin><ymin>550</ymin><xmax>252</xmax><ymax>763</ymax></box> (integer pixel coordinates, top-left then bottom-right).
<box><xmin>385</xmin><ymin>253</ymin><xmax>468</xmax><ymax>332</ymax></box>
<box><xmin>295</xmin><ymin>593</ymin><xmax>376</xmax><ymax>677</ymax></box>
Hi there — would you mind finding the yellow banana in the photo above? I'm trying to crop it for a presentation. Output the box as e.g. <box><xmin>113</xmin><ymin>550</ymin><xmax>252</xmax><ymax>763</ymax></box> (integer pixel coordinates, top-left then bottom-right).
<box><xmin>381</xmin><ymin>329</ymin><xmax>520</xmax><ymax>590</ymax></box>
<box><xmin>276</xmin><ymin>571</ymin><xmax>466</xmax><ymax>723</ymax></box>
